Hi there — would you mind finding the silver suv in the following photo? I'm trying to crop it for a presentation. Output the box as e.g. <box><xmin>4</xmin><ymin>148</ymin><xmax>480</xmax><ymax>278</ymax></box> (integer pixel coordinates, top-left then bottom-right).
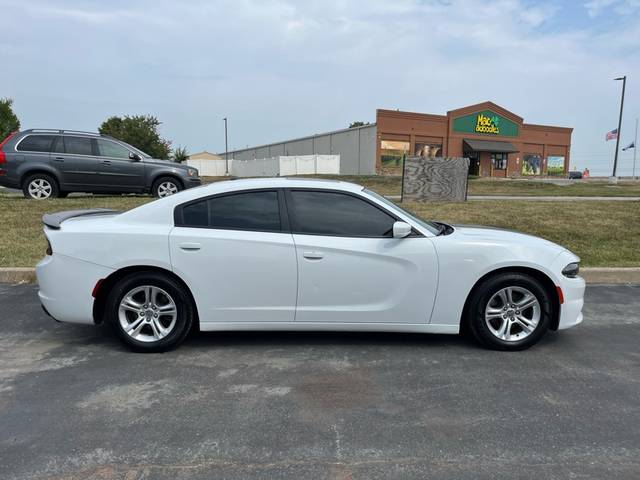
<box><xmin>0</xmin><ymin>129</ymin><xmax>201</xmax><ymax>199</ymax></box>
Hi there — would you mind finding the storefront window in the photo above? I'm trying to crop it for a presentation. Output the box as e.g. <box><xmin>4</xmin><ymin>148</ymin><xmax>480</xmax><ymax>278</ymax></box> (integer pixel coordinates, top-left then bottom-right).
<box><xmin>380</xmin><ymin>140</ymin><xmax>409</xmax><ymax>175</ymax></box>
<box><xmin>547</xmin><ymin>156</ymin><xmax>565</xmax><ymax>176</ymax></box>
<box><xmin>491</xmin><ymin>153</ymin><xmax>507</xmax><ymax>170</ymax></box>
<box><xmin>522</xmin><ymin>154</ymin><xmax>541</xmax><ymax>175</ymax></box>
<box><xmin>414</xmin><ymin>143</ymin><xmax>442</xmax><ymax>158</ymax></box>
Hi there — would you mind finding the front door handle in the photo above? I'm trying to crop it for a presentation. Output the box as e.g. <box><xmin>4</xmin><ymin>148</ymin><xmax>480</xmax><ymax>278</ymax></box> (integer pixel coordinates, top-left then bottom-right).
<box><xmin>179</xmin><ymin>242</ymin><xmax>201</xmax><ymax>251</ymax></box>
<box><xmin>100</xmin><ymin>160</ymin><xmax>112</xmax><ymax>165</ymax></box>
<box><xmin>303</xmin><ymin>251</ymin><xmax>324</xmax><ymax>260</ymax></box>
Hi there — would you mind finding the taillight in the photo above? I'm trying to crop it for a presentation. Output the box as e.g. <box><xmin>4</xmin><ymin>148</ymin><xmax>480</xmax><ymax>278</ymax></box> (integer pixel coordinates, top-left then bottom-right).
<box><xmin>0</xmin><ymin>131</ymin><xmax>18</xmax><ymax>165</ymax></box>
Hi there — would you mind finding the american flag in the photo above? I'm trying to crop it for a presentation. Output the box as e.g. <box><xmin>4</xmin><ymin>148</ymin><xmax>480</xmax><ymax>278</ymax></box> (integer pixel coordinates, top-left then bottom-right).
<box><xmin>605</xmin><ymin>128</ymin><xmax>618</xmax><ymax>141</ymax></box>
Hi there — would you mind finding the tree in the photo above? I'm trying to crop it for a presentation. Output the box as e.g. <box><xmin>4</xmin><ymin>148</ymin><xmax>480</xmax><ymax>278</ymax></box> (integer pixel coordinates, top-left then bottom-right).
<box><xmin>172</xmin><ymin>145</ymin><xmax>189</xmax><ymax>163</ymax></box>
<box><xmin>98</xmin><ymin>115</ymin><xmax>172</xmax><ymax>159</ymax></box>
<box><xmin>349</xmin><ymin>121</ymin><xmax>370</xmax><ymax>128</ymax></box>
<box><xmin>0</xmin><ymin>98</ymin><xmax>20</xmax><ymax>140</ymax></box>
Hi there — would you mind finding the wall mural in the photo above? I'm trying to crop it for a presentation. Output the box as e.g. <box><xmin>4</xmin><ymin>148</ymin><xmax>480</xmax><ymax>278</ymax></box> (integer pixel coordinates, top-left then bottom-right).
<box><xmin>547</xmin><ymin>156</ymin><xmax>565</xmax><ymax>176</ymax></box>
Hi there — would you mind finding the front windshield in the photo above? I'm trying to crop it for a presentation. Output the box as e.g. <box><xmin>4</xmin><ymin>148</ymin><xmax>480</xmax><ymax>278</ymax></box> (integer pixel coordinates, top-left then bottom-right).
<box><xmin>364</xmin><ymin>189</ymin><xmax>440</xmax><ymax>235</ymax></box>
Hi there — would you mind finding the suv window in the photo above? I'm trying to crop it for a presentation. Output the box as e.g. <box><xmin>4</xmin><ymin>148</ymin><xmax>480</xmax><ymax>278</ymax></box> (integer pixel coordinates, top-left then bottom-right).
<box><xmin>16</xmin><ymin>135</ymin><xmax>56</xmax><ymax>152</ymax></box>
<box><xmin>64</xmin><ymin>136</ymin><xmax>94</xmax><ymax>156</ymax></box>
<box><xmin>288</xmin><ymin>190</ymin><xmax>396</xmax><ymax>237</ymax></box>
<box><xmin>97</xmin><ymin>139</ymin><xmax>130</xmax><ymax>159</ymax></box>
<box><xmin>179</xmin><ymin>191</ymin><xmax>281</xmax><ymax>232</ymax></box>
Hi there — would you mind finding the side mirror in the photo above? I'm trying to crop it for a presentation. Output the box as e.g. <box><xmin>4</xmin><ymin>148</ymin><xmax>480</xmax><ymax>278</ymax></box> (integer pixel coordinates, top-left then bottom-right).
<box><xmin>392</xmin><ymin>221</ymin><xmax>412</xmax><ymax>239</ymax></box>
<box><xmin>129</xmin><ymin>152</ymin><xmax>141</xmax><ymax>161</ymax></box>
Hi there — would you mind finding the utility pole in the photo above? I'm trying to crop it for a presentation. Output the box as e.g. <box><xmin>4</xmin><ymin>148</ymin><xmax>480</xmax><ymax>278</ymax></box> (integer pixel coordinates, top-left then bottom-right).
<box><xmin>223</xmin><ymin>117</ymin><xmax>229</xmax><ymax>176</ymax></box>
<box><xmin>612</xmin><ymin>76</ymin><xmax>626</xmax><ymax>178</ymax></box>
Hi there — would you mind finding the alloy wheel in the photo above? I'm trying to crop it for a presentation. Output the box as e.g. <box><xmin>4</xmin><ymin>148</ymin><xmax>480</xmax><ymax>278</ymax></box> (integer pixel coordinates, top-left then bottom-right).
<box><xmin>28</xmin><ymin>179</ymin><xmax>53</xmax><ymax>199</ymax></box>
<box><xmin>157</xmin><ymin>181</ymin><xmax>178</xmax><ymax>197</ymax></box>
<box><xmin>484</xmin><ymin>286</ymin><xmax>541</xmax><ymax>342</ymax></box>
<box><xmin>118</xmin><ymin>286</ymin><xmax>178</xmax><ymax>342</ymax></box>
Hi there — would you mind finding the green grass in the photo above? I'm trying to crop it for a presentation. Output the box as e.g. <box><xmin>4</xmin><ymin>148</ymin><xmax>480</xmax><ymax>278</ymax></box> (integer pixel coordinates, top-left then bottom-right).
<box><xmin>0</xmin><ymin>193</ymin><xmax>637</xmax><ymax>268</ymax></box>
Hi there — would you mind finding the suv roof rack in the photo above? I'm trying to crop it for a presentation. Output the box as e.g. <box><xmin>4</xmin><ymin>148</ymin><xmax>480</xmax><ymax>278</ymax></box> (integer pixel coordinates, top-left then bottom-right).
<box><xmin>23</xmin><ymin>129</ymin><xmax>108</xmax><ymax>137</ymax></box>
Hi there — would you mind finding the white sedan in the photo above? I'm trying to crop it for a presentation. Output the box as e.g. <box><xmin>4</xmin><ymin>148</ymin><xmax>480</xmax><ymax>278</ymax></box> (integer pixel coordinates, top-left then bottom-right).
<box><xmin>36</xmin><ymin>178</ymin><xmax>585</xmax><ymax>352</ymax></box>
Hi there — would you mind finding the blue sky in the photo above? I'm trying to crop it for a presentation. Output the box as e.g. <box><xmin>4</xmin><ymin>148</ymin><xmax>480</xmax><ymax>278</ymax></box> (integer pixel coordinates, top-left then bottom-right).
<box><xmin>1</xmin><ymin>0</ymin><xmax>639</xmax><ymax>175</ymax></box>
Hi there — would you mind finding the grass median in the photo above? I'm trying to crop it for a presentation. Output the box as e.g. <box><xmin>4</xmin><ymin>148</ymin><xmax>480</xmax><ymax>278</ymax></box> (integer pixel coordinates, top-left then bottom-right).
<box><xmin>290</xmin><ymin>175</ymin><xmax>640</xmax><ymax>197</ymax></box>
<box><xmin>0</xmin><ymin>193</ymin><xmax>638</xmax><ymax>268</ymax></box>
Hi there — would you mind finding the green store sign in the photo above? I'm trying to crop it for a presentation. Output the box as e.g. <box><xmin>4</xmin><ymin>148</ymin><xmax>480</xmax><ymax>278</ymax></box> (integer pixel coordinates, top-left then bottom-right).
<box><xmin>453</xmin><ymin>110</ymin><xmax>519</xmax><ymax>137</ymax></box>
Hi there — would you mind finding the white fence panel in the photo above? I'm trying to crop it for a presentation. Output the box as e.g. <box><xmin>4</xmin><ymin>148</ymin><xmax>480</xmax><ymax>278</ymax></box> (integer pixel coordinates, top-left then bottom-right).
<box><xmin>186</xmin><ymin>159</ymin><xmax>229</xmax><ymax>176</ymax></box>
<box><xmin>193</xmin><ymin>154</ymin><xmax>341</xmax><ymax>177</ymax></box>
<box><xmin>315</xmin><ymin>155</ymin><xmax>340</xmax><ymax>174</ymax></box>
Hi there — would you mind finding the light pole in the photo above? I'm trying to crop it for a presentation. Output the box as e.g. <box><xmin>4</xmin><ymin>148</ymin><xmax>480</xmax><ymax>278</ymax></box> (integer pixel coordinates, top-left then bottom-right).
<box><xmin>634</xmin><ymin>118</ymin><xmax>638</xmax><ymax>179</ymax></box>
<box><xmin>612</xmin><ymin>76</ymin><xmax>626</xmax><ymax>178</ymax></box>
<box><xmin>223</xmin><ymin>117</ymin><xmax>229</xmax><ymax>176</ymax></box>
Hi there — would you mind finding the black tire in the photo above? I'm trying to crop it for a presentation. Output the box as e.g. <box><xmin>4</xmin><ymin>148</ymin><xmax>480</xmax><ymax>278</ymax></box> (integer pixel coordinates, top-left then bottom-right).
<box><xmin>152</xmin><ymin>176</ymin><xmax>182</xmax><ymax>198</ymax></box>
<box><xmin>105</xmin><ymin>271</ymin><xmax>194</xmax><ymax>352</ymax></box>
<box><xmin>22</xmin><ymin>173</ymin><xmax>59</xmax><ymax>200</ymax></box>
<box><xmin>466</xmin><ymin>272</ymin><xmax>552</xmax><ymax>351</ymax></box>
<box><xmin>57</xmin><ymin>192</ymin><xmax>69</xmax><ymax>198</ymax></box>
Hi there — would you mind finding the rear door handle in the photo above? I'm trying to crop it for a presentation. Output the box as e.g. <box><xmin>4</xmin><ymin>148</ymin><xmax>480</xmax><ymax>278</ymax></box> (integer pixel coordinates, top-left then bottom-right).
<box><xmin>179</xmin><ymin>242</ymin><xmax>201</xmax><ymax>251</ymax></box>
<box><xmin>53</xmin><ymin>157</ymin><xmax>65</xmax><ymax>162</ymax></box>
<box><xmin>303</xmin><ymin>251</ymin><xmax>324</xmax><ymax>260</ymax></box>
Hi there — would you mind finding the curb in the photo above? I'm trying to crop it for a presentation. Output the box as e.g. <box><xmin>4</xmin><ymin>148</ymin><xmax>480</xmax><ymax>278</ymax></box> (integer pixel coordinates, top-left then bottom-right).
<box><xmin>0</xmin><ymin>268</ymin><xmax>37</xmax><ymax>284</ymax></box>
<box><xmin>1</xmin><ymin>267</ymin><xmax>639</xmax><ymax>286</ymax></box>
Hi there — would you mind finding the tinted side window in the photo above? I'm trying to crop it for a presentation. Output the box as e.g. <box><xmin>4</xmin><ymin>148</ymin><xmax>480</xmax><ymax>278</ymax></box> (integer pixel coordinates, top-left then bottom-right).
<box><xmin>289</xmin><ymin>191</ymin><xmax>395</xmax><ymax>237</ymax></box>
<box><xmin>51</xmin><ymin>136</ymin><xmax>65</xmax><ymax>153</ymax></box>
<box><xmin>97</xmin><ymin>139</ymin><xmax>130</xmax><ymax>159</ymax></box>
<box><xmin>64</xmin><ymin>136</ymin><xmax>94</xmax><ymax>156</ymax></box>
<box><xmin>16</xmin><ymin>135</ymin><xmax>56</xmax><ymax>152</ymax></box>
<box><xmin>180</xmin><ymin>191</ymin><xmax>281</xmax><ymax>231</ymax></box>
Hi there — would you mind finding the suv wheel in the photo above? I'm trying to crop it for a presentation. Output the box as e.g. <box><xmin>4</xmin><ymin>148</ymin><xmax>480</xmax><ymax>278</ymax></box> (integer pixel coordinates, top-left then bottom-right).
<box><xmin>23</xmin><ymin>173</ymin><xmax>59</xmax><ymax>200</ymax></box>
<box><xmin>152</xmin><ymin>177</ymin><xmax>182</xmax><ymax>198</ymax></box>
<box><xmin>466</xmin><ymin>272</ymin><xmax>552</xmax><ymax>351</ymax></box>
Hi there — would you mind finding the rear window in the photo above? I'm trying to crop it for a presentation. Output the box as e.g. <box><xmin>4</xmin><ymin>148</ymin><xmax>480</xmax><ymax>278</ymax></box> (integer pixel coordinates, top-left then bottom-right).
<box><xmin>16</xmin><ymin>135</ymin><xmax>56</xmax><ymax>153</ymax></box>
<box><xmin>178</xmin><ymin>191</ymin><xmax>281</xmax><ymax>232</ymax></box>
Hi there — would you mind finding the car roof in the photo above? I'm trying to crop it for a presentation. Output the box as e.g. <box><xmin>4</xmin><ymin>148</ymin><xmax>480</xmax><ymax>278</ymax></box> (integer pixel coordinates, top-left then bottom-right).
<box><xmin>199</xmin><ymin>177</ymin><xmax>365</xmax><ymax>194</ymax></box>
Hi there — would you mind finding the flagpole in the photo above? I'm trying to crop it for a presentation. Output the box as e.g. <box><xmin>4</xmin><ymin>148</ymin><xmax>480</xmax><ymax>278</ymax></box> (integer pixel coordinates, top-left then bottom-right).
<box><xmin>612</xmin><ymin>76</ymin><xmax>626</xmax><ymax>178</ymax></box>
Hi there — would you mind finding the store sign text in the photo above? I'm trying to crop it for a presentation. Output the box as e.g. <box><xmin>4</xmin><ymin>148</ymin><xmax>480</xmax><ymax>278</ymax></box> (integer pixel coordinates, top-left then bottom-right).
<box><xmin>475</xmin><ymin>114</ymin><xmax>500</xmax><ymax>134</ymax></box>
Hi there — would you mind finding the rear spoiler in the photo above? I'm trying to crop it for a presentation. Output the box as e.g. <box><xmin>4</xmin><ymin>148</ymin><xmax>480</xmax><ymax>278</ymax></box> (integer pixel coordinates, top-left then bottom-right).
<box><xmin>42</xmin><ymin>209</ymin><xmax>120</xmax><ymax>229</ymax></box>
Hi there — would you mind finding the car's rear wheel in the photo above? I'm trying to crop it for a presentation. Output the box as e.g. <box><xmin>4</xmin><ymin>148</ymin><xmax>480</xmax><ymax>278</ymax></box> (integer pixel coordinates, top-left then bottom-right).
<box><xmin>152</xmin><ymin>177</ymin><xmax>182</xmax><ymax>198</ymax></box>
<box><xmin>466</xmin><ymin>272</ymin><xmax>552</xmax><ymax>351</ymax></box>
<box><xmin>23</xmin><ymin>173</ymin><xmax>59</xmax><ymax>200</ymax></box>
<box><xmin>105</xmin><ymin>272</ymin><xmax>194</xmax><ymax>352</ymax></box>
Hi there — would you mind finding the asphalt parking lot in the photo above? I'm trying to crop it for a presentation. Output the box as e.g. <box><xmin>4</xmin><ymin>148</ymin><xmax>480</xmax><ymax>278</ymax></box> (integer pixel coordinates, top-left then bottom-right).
<box><xmin>1</xmin><ymin>284</ymin><xmax>639</xmax><ymax>479</ymax></box>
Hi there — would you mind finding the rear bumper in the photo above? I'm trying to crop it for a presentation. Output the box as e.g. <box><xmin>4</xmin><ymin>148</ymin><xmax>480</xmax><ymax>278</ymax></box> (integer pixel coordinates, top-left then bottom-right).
<box><xmin>36</xmin><ymin>253</ymin><xmax>114</xmax><ymax>325</ymax></box>
<box><xmin>0</xmin><ymin>176</ymin><xmax>20</xmax><ymax>189</ymax></box>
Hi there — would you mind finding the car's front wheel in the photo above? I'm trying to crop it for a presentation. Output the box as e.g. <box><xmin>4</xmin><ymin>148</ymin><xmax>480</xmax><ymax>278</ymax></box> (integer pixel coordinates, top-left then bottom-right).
<box><xmin>105</xmin><ymin>272</ymin><xmax>194</xmax><ymax>352</ymax></box>
<box><xmin>466</xmin><ymin>272</ymin><xmax>552</xmax><ymax>351</ymax></box>
<box><xmin>152</xmin><ymin>177</ymin><xmax>182</xmax><ymax>198</ymax></box>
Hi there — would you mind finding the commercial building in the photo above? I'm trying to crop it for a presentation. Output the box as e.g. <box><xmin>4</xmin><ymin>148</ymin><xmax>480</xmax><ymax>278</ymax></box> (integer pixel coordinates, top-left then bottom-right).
<box><xmin>223</xmin><ymin>101</ymin><xmax>572</xmax><ymax>177</ymax></box>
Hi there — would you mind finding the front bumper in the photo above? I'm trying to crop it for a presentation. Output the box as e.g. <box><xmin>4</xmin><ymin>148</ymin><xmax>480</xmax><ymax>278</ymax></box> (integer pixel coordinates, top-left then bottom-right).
<box><xmin>185</xmin><ymin>177</ymin><xmax>202</xmax><ymax>188</ymax></box>
<box><xmin>37</xmin><ymin>253</ymin><xmax>114</xmax><ymax>325</ymax></box>
<box><xmin>557</xmin><ymin>275</ymin><xmax>585</xmax><ymax>329</ymax></box>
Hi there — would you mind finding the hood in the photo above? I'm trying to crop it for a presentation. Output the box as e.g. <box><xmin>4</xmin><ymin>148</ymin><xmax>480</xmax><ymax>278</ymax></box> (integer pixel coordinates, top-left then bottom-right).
<box><xmin>452</xmin><ymin>224</ymin><xmax>566</xmax><ymax>252</ymax></box>
<box><xmin>143</xmin><ymin>158</ymin><xmax>190</xmax><ymax>170</ymax></box>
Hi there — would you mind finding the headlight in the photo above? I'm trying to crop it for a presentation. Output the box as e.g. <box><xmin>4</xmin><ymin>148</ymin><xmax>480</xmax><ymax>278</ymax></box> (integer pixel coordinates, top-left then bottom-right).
<box><xmin>187</xmin><ymin>168</ymin><xmax>198</xmax><ymax>177</ymax></box>
<box><xmin>562</xmin><ymin>262</ymin><xmax>580</xmax><ymax>278</ymax></box>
